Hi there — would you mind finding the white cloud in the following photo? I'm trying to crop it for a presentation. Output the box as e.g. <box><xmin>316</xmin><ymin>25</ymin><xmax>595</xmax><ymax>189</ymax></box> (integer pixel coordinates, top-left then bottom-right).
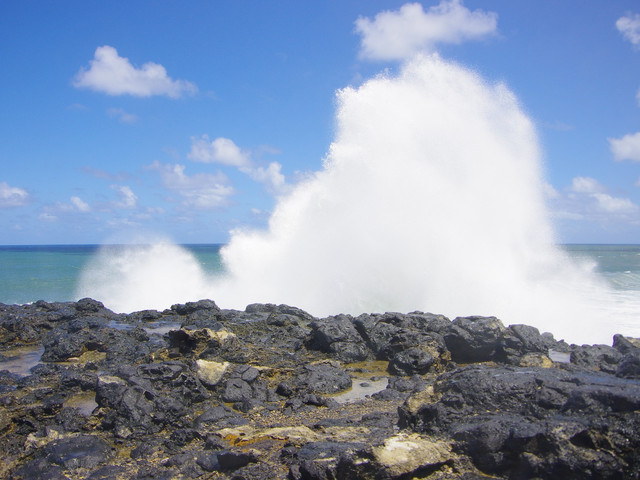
<box><xmin>617</xmin><ymin>13</ymin><xmax>640</xmax><ymax>47</ymax></box>
<box><xmin>609</xmin><ymin>132</ymin><xmax>640</xmax><ymax>162</ymax></box>
<box><xmin>111</xmin><ymin>185</ymin><xmax>138</xmax><ymax>209</ymax></box>
<box><xmin>0</xmin><ymin>181</ymin><xmax>29</xmax><ymax>207</ymax></box>
<box><xmin>73</xmin><ymin>45</ymin><xmax>198</xmax><ymax>98</ymax></box>
<box><xmin>44</xmin><ymin>196</ymin><xmax>92</xmax><ymax>215</ymax></box>
<box><xmin>107</xmin><ymin>107</ymin><xmax>138</xmax><ymax>124</ymax></box>
<box><xmin>591</xmin><ymin>193</ymin><xmax>638</xmax><ymax>214</ymax></box>
<box><xmin>70</xmin><ymin>196</ymin><xmax>91</xmax><ymax>213</ymax></box>
<box><xmin>187</xmin><ymin>135</ymin><xmax>251</xmax><ymax>167</ymax></box>
<box><xmin>187</xmin><ymin>135</ymin><xmax>288</xmax><ymax>194</ymax></box>
<box><xmin>549</xmin><ymin>176</ymin><xmax>639</xmax><ymax>221</ymax></box>
<box><xmin>569</xmin><ymin>176</ymin><xmax>604</xmax><ymax>194</ymax></box>
<box><xmin>241</xmin><ymin>162</ymin><xmax>286</xmax><ymax>194</ymax></box>
<box><xmin>355</xmin><ymin>0</ymin><xmax>497</xmax><ymax>61</ymax></box>
<box><xmin>147</xmin><ymin>160</ymin><xmax>234</xmax><ymax>209</ymax></box>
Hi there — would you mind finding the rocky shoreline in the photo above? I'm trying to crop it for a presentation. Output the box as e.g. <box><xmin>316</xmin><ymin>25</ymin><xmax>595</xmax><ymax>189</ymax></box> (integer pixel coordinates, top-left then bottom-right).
<box><xmin>0</xmin><ymin>298</ymin><xmax>639</xmax><ymax>479</ymax></box>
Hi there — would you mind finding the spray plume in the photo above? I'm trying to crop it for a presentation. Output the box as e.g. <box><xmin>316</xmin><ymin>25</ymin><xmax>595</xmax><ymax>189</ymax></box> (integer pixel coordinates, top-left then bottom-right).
<box><xmin>78</xmin><ymin>55</ymin><xmax>631</xmax><ymax>344</ymax></box>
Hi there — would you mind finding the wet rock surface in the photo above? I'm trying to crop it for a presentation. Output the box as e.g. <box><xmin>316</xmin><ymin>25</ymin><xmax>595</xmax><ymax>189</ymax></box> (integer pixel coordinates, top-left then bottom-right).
<box><xmin>0</xmin><ymin>299</ymin><xmax>638</xmax><ymax>479</ymax></box>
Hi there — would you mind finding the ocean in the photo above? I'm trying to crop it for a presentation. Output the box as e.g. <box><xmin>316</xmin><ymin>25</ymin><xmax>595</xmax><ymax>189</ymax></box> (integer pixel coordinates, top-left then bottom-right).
<box><xmin>0</xmin><ymin>243</ymin><xmax>639</xmax><ymax>345</ymax></box>
<box><xmin>0</xmin><ymin>244</ymin><xmax>224</xmax><ymax>306</ymax></box>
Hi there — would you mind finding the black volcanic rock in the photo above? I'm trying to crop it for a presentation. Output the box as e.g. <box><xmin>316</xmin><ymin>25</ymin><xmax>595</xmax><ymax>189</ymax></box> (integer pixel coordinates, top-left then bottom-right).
<box><xmin>398</xmin><ymin>364</ymin><xmax>640</xmax><ymax>478</ymax></box>
<box><xmin>443</xmin><ymin>316</ymin><xmax>507</xmax><ymax>363</ymax></box>
<box><xmin>0</xmin><ymin>299</ymin><xmax>639</xmax><ymax>479</ymax></box>
<box><xmin>307</xmin><ymin>314</ymin><xmax>370</xmax><ymax>362</ymax></box>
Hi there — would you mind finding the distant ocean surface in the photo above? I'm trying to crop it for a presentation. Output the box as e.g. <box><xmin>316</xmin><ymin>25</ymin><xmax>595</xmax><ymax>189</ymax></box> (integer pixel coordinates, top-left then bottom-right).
<box><xmin>1</xmin><ymin>243</ymin><xmax>639</xmax><ymax>324</ymax></box>
<box><xmin>0</xmin><ymin>244</ymin><xmax>225</xmax><ymax>306</ymax></box>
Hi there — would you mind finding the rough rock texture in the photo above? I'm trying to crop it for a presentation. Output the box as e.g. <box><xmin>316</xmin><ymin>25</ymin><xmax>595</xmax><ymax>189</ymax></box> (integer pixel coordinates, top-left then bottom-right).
<box><xmin>0</xmin><ymin>299</ymin><xmax>639</xmax><ymax>479</ymax></box>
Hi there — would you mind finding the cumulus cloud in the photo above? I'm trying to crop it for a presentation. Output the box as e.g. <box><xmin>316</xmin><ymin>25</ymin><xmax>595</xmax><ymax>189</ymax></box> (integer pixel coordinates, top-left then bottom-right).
<box><xmin>111</xmin><ymin>185</ymin><xmax>138</xmax><ymax>209</ymax></box>
<box><xmin>570</xmin><ymin>176</ymin><xmax>604</xmax><ymax>194</ymax></box>
<box><xmin>74</xmin><ymin>46</ymin><xmax>198</xmax><ymax>98</ymax></box>
<box><xmin>147</xmin><ymin>160</ymin><xmax>234</xmax><ymax>209</ymax></box>
<box><xmin>568</xmin><ymin>176</ymin><xmax>638</xmax><ymax>214</ymax></box>
<box><xmin>70</xmin><ymin>196</ymin><xmax>91</xmax><ymax>212</ymax></box>
<box><xmin>187</xmin><ymin>135</ymin><xmax>251</xmax><ymax>167</ymax></box>
<box><xmin>590</xmin><ymin>193</ymin><xmax>638</xmax><ymax>214</ymax></box>
<box><xmin>107</xmin><ymin>107</ymin><xmax>138</xmax><ymax>124</ymax></box>
<box><xmin>549</xmin><ymin>176</ymin><xmax>639</xmax><ymax>221</ymax></box>
<box><xmin>617</xmin><ymin>13</ymin><xmax>640</xmax><ymax>47</ymax></box>
<box><xmin>355</xmin><ymin>0</ymin><xmax>497</xmax><ymax>61</ymax></box>
<box><xmin>43</xmin><ymin>196</ymin><xmax>92</xmax><ymax>215</ymax></box>
<box><xmin>0</xmin><ymin>181</ymin><xmax>30</xmax><ymax>207</ymax></box>
<box><xmin>609</xmin><ymin>132</ymin><xmax>640</xmax><ymax>162</ymax></box>
<box><xmin>243</xmin><ymin>162</ymin><xmax>286</xmax><ymax>193</ymax></box>
<box><xmin>187</xmin><ymin>135</ymin><xmax>287</xmax><ymax>194</ymax></box>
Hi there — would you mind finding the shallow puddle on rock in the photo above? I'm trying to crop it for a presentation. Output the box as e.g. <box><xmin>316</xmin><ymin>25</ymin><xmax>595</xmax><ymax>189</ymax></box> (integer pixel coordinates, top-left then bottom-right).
<box><xmin>331</xmin><ymin>360</ymin><xmax>390</xmax><ymax>403</ymax></box>
<box><xmin>64</xmin><ymin>392</ymin><xmax>98</xmax><ymax>417</ymax></box>
<box><xmin>548</xmin><ymin>350</ymin><xmax>571</xmax><ymax>364</ymax></box>
<box><xmin>0</xmin><ymin>345</ymin><xmax>44</xmax><ymax>376</ymax></box>
<box><xmin>332</xmin><ymin>377</ymin><xmax>389</xmax><ymax>404</ymax></box>
<box><xmin>143</xmin><ymin>321</ymin><xmax>181</xmax><ymax>335</ymax></box>
<box><xmin>107</xmin><ymin>320</ymin><xmax>136</xmax><ymax>331</ymax></box>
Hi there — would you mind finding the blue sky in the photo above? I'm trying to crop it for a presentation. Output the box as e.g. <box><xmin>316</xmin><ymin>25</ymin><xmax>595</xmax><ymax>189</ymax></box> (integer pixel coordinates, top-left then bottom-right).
<box><xmin>2</xmin><ymin>0</ymin><xmax>640</xmax><ymax>245</ymax></box>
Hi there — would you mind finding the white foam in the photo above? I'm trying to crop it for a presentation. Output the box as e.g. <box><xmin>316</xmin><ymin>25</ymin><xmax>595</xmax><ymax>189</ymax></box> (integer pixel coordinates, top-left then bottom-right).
<box><xmin>76</xmin><ymin>241</ymin><xmax>213</xmax><ymax>313</ymax></box>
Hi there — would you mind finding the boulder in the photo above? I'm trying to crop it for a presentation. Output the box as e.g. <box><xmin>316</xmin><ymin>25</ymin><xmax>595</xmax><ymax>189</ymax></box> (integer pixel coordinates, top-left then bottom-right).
<box><xmin>290</xmin><ymin>362</ymin><xmax>352</xmax><ymax>395</ymax></box>
<box><xmin>443</xmin><ymin>316</ymin><xmax>506</xmax><ymax>363</ymax></box>
<box><xmin>617</xmin><ymin>350</ymin><xmax>640</xmax><ymax>379</ymax></box>
<box><xmin>570</xmin><ymin>344</ymin><xmax>623</xmax><ymax>373</ymax></box>
<box><xmin>399</xmin><ymin>364</ymin><xmax>640</xmax><ymax>478</ymax></box>
<box><xmin>307</xmin><ymin>315</ymin><xmax>369</xmax><ymax>362</ymax></box>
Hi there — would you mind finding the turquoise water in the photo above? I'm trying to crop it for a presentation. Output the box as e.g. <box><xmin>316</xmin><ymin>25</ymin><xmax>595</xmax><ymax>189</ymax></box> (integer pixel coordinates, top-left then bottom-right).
<box><xmin>1</xmin><ymin>243</ymin><xmax>639</xmax><ymax>311</ymax></box>
<box><xmin>0</xmin><ymin>244</ymin><xmax>224</xmax><ymax>305</ymax></box>
<box><xmin>1</xmin><ymin>243</ymin><xmax>640</xmax><ymax>343</ymax></box>
<box><xmin>563</xmin><ymin>244</ymin><xmax>640</xmax><ymax>291</ymax></box>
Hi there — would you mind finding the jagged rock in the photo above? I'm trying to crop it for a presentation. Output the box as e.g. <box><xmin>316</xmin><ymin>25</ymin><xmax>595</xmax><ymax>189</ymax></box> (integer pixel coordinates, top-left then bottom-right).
<box><xmin>245</xmin><ymin>303</ymin><xmax>315</xmax><ymax>322</ymax></box>
<box><xmin>307</xmin><ymin>315</ymin><xmax>369</xmax><ymax>362</ymax></box>
<box><xmin>388</xmin><ymin>346</ymin><xmax>437</xmax><ymax>376</ymax></box>
<box><xmin>500</xmin><ymin>324</ymin><xmax>550</xmax><ymax>363</ymax></box>
<box><xmin>290</xmin><ymin>362</ymin><xmax>352</xmax><ymax>394</ymax></box>
<box><xmin>399</xmin><ymin>364</ymin><xmax>640</xmax><ymax>478</ymax></box>
<box><xmin>217</xmin><ymin>450</ymin><xmax>259</xmax><ymax>470</ymax></box>
<box><xmin>167</xmin><ymin>327</ymin><xmax>236</xmax><ymax>356</ymax></box>
<box><xmin>195</xmin><ymin>405</ymin><xmax>249</xmax><ymax>430</ymax></box>
<box><xmin>171</xmin><ymin>299</ymin><xmax>221</xmax><ymax>316</ymax></box>
<box><xmin>1</xmin><ymin>299</ymin><xmax>639</xmax><ymax>479</ymax></box>
<box><xmin>41</xmin><ymin>329</ymin><xmax>86</xmax><ymax>362</ymax></box>
<box><xmin>613</xmin><ymin>334</ymin><xmax>640</xmax><ymax>355</ymax></box>
<box><xmin>570</xmin><ymin>344</ymin><xmax>623</xmax><ymax>373</ymax></box>
<box><xmin>443</xmin><ymin>316</ymin><xmax>506</xmax><ymax>363</ymax></box>
<box><xmin>14</xmin><ymin>434</ymin><xmax>112</xmax><ymax>478</ymax></box>
<box><xmin>284</xmin><ymin>441</ymin><xmax>368</xmax><ymax>480</ymax></box>
<box><xmin>76</xmin><ymin>298</ymin><xmax>106</xmax><ymax>313</ymax></box>
<box><xmin>617</xmin><ymin>350</ymin><xmax>640</xmax><ymax>379</ymax></box>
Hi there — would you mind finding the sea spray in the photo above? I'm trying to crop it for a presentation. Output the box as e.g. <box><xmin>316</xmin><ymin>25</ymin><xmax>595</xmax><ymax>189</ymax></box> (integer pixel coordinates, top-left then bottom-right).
<box><xmin>214</xmin><ymin>54</ymin><xmax>621</xmax><ymax>344</ymax></box>
<box><xmin>76</xmin><ymin>242</ymin><xmax>213</xmax><ymax>313</ymax></box>
<box><xmin>78</xmin><ymin>55</ymin><xmax>635</xmax><ymax>344</ymax></box>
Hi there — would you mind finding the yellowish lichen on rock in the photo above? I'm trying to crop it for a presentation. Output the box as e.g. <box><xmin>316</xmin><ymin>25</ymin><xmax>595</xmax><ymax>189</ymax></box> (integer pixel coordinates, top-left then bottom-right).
<box><xmin>404</xmin><ymin>385</ymin><xmax>441</xmax><ymax>415</ymax></box>
<box><xmin>373</xmin><ymin>433</ymin><xmax>453</xmax><ymax>476</ymax></box>
<box><xmin>519</xmin><ymin>352</ymin><xmax>553</xmax><ymax>368</ymax></box>
<box><xmin>216</xmin><ymin>425</ymin><xmax>320</xmax><ymax>445</ymax></box>
<box><xmin>195</xmin><ymin>359</ymin><xmax>230</xmax><ymax>387</ymax></box>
